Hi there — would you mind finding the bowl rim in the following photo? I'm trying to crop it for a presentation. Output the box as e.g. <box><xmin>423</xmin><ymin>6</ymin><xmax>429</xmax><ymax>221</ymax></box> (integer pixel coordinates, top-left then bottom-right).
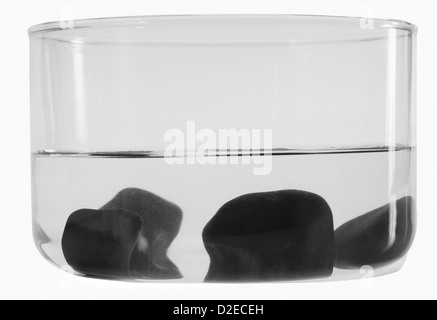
<box><xmin>28</xmin><ymin>14</ymin><xmax>418</xmax><ymax>37</ymax></box>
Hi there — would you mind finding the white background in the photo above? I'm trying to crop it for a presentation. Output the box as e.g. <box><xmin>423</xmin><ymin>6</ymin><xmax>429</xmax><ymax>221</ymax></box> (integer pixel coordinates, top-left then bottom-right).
<box><xmin>0</xmin><ymin>0</ymin><xmax>436</xmax><ymax>300</ymax></box>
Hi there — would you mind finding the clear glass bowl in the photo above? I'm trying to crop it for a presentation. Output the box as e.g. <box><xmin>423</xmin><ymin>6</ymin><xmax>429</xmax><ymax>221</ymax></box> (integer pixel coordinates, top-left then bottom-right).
<box><xmin>29</xmin><ymin>15</ymin><xmax>417</xmax><ymax>282</ymax></box>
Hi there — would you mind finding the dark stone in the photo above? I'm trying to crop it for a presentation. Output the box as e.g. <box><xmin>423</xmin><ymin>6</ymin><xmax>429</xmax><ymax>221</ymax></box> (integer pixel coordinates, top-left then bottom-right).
<box><xmin>203</xmin><ymin>190</ymin><xmax>335</xmax><ymax>282</ymax></box>
<box><xmin>335</xmin><ymin>197</ymin><xmax>416</xmax><ymax>269</ymax></box>
<box><xmin>101</xmin><ymin>188</ymin><xmax>183</xmax><ymax>280</ymax></box>
<box><xmin>62</xmin><ymin>209</ymin><xmax>143</xmax><ymax>279</ymax></box>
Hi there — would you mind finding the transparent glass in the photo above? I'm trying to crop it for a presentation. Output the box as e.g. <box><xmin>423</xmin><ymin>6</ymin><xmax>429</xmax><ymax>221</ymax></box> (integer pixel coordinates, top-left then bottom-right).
<box><xmin>29</xmin><ymin>15</ymin><xmax>417</xmax><ymax>282</ymax></box>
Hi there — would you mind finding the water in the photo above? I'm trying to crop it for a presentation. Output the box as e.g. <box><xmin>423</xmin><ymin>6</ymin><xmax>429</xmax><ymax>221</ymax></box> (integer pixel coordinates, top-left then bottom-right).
<box><xmin>32</xmin><ymin>147</ymin><xmax>416</xmax><ymax>282</ymax></box>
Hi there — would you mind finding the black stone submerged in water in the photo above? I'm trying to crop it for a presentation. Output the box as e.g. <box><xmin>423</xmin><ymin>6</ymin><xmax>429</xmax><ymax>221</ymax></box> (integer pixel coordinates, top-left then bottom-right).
<box><xmin>62</xmin><ymin>188</ymin><xmax>183</xmax><ymax>280</ymax></box>
<box><xmin>202</xmin><ymin>190</ymin><xmax>336</xmax><ymax>282</ymax></box>
<box><xmin>62</xmin><ymin>209</ymin><xmax>143</xmax><ymax>279</ymax></box>
<box><xmin>335</xmin><ymin>196</ymin><xmax>416</xmax><ymax>270</ymax></box>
